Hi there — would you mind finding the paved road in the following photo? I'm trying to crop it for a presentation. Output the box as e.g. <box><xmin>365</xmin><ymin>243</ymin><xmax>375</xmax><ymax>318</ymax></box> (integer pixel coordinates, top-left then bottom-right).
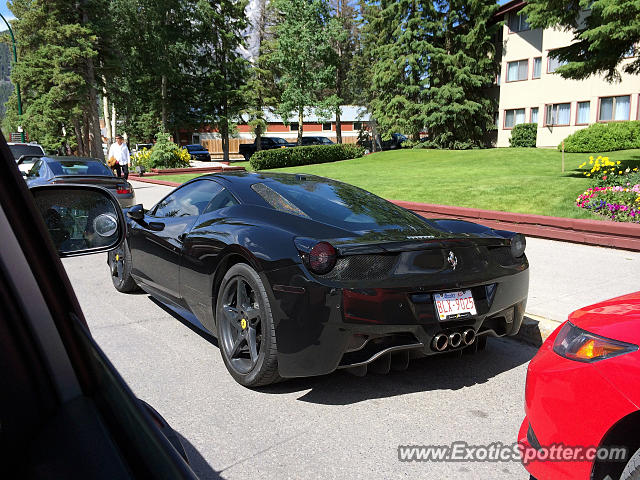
<box><xmin>60</xmin><ymin>181</ymin><xmax>640</xmax><ymax>479</ymax></box>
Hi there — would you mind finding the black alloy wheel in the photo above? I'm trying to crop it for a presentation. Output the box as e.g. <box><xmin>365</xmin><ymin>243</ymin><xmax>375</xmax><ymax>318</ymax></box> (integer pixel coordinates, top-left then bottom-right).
<box><xmin>216</xmin><ymin>263</ymin><xmax>279</xmax><ymax>387</ymax></box>
<box><xmin>108</xmin><ymin>239</ymin><xmax>139</xmax><ymax>293</ymax></box>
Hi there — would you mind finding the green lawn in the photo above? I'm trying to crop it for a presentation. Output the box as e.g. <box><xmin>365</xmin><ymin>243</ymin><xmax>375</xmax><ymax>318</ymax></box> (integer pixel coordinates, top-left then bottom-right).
<box><xmin>157</xmin><ymin>148</ymin><xmax>640</xmax><ymax>219</ymax></box>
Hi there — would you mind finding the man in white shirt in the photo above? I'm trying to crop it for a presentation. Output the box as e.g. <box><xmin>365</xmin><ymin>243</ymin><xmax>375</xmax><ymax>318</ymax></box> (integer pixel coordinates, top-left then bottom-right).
<box><xmin>108</xmin><ymin>134</ymin><xmax>130</xmax><ymax>180</ymax></box>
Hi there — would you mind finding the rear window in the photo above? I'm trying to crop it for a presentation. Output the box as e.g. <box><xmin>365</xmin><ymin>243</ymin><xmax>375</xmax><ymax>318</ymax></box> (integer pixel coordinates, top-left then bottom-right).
<box><xmin>186</xmin><ymin>144</ymin><xmax>205</xmax><ymax>152</ymax></box>
<box><xmin>49</xmin><ymin>160</ymin><xmax>113</xmax><ymax>176</ymax></box>
<box><xmin>251</xmin><ymin>178</ymin><xmax>427</xmax><ymax>232</ymax></box>
<box><xmin>10</xmin><ymin>144</ymin><xmax>44</xmax><ymax>159</ymax></box>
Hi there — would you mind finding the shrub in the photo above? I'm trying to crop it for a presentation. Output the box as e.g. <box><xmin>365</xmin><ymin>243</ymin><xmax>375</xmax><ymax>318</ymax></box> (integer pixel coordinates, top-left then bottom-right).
<box><xmin>249</xmin><ymin>144</ymin><xmax>365</xmax><ymax>170</ymax></box>
<box><xmin>509</xmin><ymin>123</ymin><xmax>537</xmax><ymax>148</ymax></box>
<box><xmin>149</xmin><ymin>132</ymin><xmax>191</xmax><ymax>169</ymax></box>
<box><xmin>561</xmin><ymin>121</ymin><xmax>640</xmax><ymax>153</ymax></box>
<box><xmin>131</xmin><ymin>148</ymin><xmax>153</xmax><ymax>170</ymax></box>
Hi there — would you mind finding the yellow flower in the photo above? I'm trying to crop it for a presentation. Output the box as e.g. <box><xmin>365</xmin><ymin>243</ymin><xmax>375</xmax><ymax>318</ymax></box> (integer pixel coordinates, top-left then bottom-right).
<box><xmin>589</xmin><ymin>156</ymin><xmax>594</xmax><ymax>161</ymax></box>
<box><xmin>586</xmin><ymin>173</ymin><xmax>591</xmax><ymax>177</ymax></box>
<box><xmin>619</xmin><ymin>171</ymin><xmax>622</xmax><ymax>174</ymax></box>
<box><xmin>589</xmin><ymin>159</ymin><xmax>594</xmax><ymax>164</ymax></box>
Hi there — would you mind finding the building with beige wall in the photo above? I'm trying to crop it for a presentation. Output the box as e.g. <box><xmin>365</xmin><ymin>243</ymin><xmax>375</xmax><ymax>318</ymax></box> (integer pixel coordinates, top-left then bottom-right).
<box><xmin>495</xmin><ymin>1</ymin><xmax>640</xmax><ymax>148</ymax></box>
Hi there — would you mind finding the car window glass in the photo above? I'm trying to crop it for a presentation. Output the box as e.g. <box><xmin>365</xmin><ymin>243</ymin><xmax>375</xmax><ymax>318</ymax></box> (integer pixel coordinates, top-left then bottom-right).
<box><xmin>49</xmin><ymin>160</ymin><xmax>112</xmax><ymax>176</ymax></box>
<box><xmin>28</xmin><ymin>160</ymin><xmax>43</xmax><ymax>177</ymax></box>
<box><xmin>153</xmin><ymin>180</ymin><xmax>226</xmax><ymax>218</ymax></box>
<box><xmin>202</xmin><ymin>187</ymin><xmax>238</xmax><ymax>214</ymax></box>
<box><xmin>9</xmin><ymin>144</ymin><xmax>44</xmax><ymax>159</ymax></box>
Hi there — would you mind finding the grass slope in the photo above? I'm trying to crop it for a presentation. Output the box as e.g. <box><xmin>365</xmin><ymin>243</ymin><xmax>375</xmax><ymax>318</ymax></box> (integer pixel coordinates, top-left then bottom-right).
<box><xmin>157</xmin><ymin>148</ymin><xmax>640</xmax><ymax>219</ymax></box>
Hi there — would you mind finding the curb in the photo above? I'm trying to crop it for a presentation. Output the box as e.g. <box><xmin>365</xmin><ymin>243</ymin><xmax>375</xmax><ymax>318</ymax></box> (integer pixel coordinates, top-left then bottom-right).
<box><xmin>392</xmin><ymin>200</ymin><xmax>640</xmax><ymax>251</ymax></box>
<box><xmin>515</xmin><ymin>315</ymin><xmax>562</xmax><ymax>347</ymax></box>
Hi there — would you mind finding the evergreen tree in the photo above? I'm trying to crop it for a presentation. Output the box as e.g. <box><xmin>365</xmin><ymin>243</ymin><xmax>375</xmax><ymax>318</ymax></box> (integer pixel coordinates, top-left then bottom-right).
<box><xmin>425</xmin><ymin>0</ymin><xmax>499</xmax><ymax>148</ymax></box>
<box><xmin>361</xmin><ymin>0</ymin><xmax>499</xmax><ymax>149</ymax></box>
<box><xmin>242</xmin><ymin>0</ymin><xmax>279</xmax><ymax>152</ymax></box>
<box><xmin>523</xmin><ymin>0</ymin><xmax>640</xmax><ymax>82</ymax></box>
<box><xmin>363</xmin><ymin>0</ymin><xmax>432</xmax><ymax>142</ymax></box>
<box><xmin>192</xmin><ymin>0</ymin><xmax>249</xmax><ymax>161</ymax></box>
<box><xmin>6</xmin><ymin>0</ymin><xmax>104</xmax><ymax>155</ymax></box>
<box><xmin>270</xmin><ymin>0</ymin><xmax>338</xmax><ymax>144</ymax></box>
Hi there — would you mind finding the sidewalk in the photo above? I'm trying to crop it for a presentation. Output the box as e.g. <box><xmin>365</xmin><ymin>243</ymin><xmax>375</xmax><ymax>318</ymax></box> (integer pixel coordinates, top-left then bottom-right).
<box><xmin>129</xmin><ymin>180</ymin><xmax>640</xmax><ymax>347</ymax></box>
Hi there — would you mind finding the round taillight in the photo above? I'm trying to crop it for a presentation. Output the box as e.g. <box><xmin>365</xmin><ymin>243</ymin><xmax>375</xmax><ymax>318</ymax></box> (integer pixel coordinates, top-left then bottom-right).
<box><xmin>308</xmin><ymin>242</ymin><xmax>337</xmax><ymax>274</ymax></box>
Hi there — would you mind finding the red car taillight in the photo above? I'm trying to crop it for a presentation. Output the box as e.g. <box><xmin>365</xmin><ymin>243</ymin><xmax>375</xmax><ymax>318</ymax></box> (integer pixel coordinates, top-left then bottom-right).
<box><xmin>116</xmin><ymin>186</ymin><xmax>132</xmax><ymax>195</ymax></box>
<box><xmin>307</xmin><ymin>242</ymin><xmax>337</xmax><ymax>274</ymax></box>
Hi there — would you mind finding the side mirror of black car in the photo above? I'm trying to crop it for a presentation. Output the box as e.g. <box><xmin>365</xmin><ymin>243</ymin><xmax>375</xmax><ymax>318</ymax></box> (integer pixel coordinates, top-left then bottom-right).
<box><xmin>127</xmin><ymin>204</ymin><xmax>145</xmax><ymax>221</ymax></box>
<box><xmin>30</xmin><ymin>184</ymin><xmax>125</xmax><ymax>257</ymax></box>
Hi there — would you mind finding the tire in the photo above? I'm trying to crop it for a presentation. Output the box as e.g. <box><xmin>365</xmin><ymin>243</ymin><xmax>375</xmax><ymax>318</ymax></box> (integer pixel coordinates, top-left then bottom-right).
<box><xmin>242</xmin><ymin>153</ymin><xmax>251</xmax><ymax>162</ymax></box>
<box><xmin>215</xmin><ymin>263</ymin><xmax>280</xmax><ymax>387</ymax></box>
<box><xmin>622</xmin><ymin>447</ymin><xmax>640</xmax><ymax>480</ymax></box>
<box><xmin>108</xmin><ymin>240</ymin><xmax>140</xmax><ymax>293</ymax></box>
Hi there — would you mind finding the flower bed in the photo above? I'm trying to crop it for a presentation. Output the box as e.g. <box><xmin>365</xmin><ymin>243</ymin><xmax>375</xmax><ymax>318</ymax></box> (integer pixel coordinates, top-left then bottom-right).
<box><xmin>576</xmin><ymin>155</ymin><xmax>640</xmax><ymax>222</ymax></box>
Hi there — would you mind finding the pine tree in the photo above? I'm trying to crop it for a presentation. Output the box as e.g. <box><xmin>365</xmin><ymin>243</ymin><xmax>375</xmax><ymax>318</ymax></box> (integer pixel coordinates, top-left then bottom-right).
<box><xmin>242</xmin><ymin>0</ymin><xmax>279</xmax><ymax>152</ymax></box>
<box><xmin>270</xmin><ymin>0</ymin><xmax>338</xmax><ymax>144</ymax></box>
<box><xmin>6</xmin><ymin>0</ymin><xmax>105</xmax><ymax>155</ymax></box>
<box><xmin>192</xmin><ymin>0</ymin><xmax>249</xmax><ymax>161</ymax></box>
<box><xmin>361</xmin><ymin>0</ymin><xmax>499</xmax><ymax>149</ymax></box>
<box><xmin>523</xmin><ymin>0</ymin><xmax>640</xmax><ymax>82</ymax></box>
<box><xmin>425</xmin><ymin>0</ymin><xmax>499</xmax><ymax>148</ymax></box>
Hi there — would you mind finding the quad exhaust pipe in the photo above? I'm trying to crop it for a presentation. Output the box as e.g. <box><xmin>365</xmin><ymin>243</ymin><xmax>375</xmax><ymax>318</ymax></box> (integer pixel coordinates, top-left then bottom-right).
<box><xmin>431</xmin><ymin>328</ymin><xmax>477</xmax><ymax>352</ymax></box>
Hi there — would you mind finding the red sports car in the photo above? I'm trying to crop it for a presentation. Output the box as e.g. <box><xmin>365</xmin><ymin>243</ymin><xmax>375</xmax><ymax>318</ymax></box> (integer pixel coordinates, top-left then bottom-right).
<box><xmin>519</xmin><ymin>292</ymin><xmax>640</xmax><ymax>480</ymax></box>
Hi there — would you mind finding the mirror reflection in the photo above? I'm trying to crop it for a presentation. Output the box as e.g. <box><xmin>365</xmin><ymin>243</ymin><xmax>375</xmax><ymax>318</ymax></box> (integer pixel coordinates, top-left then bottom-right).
<box><xmin>33</xmin><ymin>188</ymin><xmax>122</xmax><ymax>255</ymax></box>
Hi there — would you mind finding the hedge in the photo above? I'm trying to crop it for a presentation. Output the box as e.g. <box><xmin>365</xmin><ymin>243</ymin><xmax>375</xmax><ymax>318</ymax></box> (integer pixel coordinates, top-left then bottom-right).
<box><xmin>509</xmin><ymin>123</ymin><xmax>537</xmax><ymax>148</ymax></box>
<box><xmin>560</xmin><ymin>121</ymin><xmax>640</xmax><ymax>153</ymax></box>
<box><xmin>249</xmin><ymin>143</ymin><xmax>365</xmax><ymax>170</ymax></box>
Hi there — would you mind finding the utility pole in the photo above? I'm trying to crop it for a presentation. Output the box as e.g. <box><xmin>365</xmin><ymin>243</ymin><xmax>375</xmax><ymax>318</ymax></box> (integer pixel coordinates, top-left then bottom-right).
<box><xmin>0</xmin><ymin>13</ymin><xmax>24</xmax><ymax>142</ymax></box>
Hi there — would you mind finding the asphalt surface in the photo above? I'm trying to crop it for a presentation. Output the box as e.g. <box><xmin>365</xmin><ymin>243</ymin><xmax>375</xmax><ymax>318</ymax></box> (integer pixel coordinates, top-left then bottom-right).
<box><xmin>60</xmin><ymin>181</ymin><xmax>640</xmax><ymax>479</ymax></box>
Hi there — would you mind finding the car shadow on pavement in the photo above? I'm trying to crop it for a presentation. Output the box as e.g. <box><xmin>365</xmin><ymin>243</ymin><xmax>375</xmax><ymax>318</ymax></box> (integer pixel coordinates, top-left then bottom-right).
<box><xmin>257</xmin><ymin>338</ymin><xmax>538</xmax><ymax>405</ymax></box>
<box><xmin>176</xmin><ymin>432</ymin><xmax>225</xmax><ymax>480</ymax></box>
<box><xmin>150</xmin><ymin>297</ymin><xmax>219</xmax><ymax>347</ymax></box>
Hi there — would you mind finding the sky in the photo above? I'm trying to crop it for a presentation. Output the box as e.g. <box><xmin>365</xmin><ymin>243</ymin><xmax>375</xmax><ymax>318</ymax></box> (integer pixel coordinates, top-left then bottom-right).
<box><xmin>0</xmin><ymin>4</ymin><xmax>13</xmax><ymax>22</ymax></box>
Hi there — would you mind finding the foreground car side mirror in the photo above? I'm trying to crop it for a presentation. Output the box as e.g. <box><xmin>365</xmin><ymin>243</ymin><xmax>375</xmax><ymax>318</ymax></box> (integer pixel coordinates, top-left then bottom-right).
<box><xmin>30</xmin><ymin>184</ymin><xmax>125</xmax><ymax>257</ymax></box>
<box><xmin>127</xmin><ymin>204</ymin><xmax>145</xmax><ymax>221</ymax></box>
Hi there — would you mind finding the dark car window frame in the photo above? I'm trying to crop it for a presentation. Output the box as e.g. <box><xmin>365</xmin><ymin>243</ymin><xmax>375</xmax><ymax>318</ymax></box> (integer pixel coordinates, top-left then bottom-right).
<box><xmin>150</xmin><ymin>178</ymin><xmax>239</xmax><ymax>218</ymax></box>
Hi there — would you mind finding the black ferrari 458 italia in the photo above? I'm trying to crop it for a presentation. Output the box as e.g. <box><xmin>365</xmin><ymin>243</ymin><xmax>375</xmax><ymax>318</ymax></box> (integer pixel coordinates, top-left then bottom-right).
<box><xmin>109</xmin><ymin>172</ymin><xmax>529</xmax><ymax>386</ymax></box>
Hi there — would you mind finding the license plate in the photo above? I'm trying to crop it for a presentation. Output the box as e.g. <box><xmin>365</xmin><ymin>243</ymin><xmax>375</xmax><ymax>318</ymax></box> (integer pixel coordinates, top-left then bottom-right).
<box><xmin>434</xmin><ymin>290</ymin><xmax>477</xmax><ymax>320</ymax></box>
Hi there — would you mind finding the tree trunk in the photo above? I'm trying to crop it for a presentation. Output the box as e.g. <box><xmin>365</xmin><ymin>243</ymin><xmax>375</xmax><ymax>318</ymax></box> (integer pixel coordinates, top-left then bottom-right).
<box><xmin>161</xmin><ymin>75</ymin><xmax>167</xmax><ymax>131</ymax></box>
<box><xmin>297</xmin><ymin>108</ymin><xmax>303</xmax><ymax>145</ymax></box>
<box><xmin>335</xmin><ymin>108</ymin><xmax>342</xmax><ymax>144</ymax></box>
<box><xmin>111</xmin><ymin>104</ymin><xmax>116</xmax><ymax>139</ymax></box>
<box><xmin>82</xmin><ymin>110</ymin><xmax>90</xmax><ymax>157</ymax></box>
<box><xmin>102</xmin><ymin>81</ymin><xmax>112</xmax><ymax>147</ymax></box>
<box><xmin>222</xmin><ymin>99</ymin><xmax>229</xmax><ymax>162</ymax></box>
<box><xmin>371</xmin><ymin>120</ymin><xmax>379</xmax><ymax>153</ymax></box>
<box><xmin>79</xmin><ymin>3</ymin><xmax>103</xmax><ymax>159</ymax></box>
<box><xmin>74</xmin><ymin>119</ymin><xmax>85</xmax><ymax>157</ymax></box>
<box><xmin>255</xmin><ymin>121</ymin><xmax>263</xmax><ymax>152</ymax></box>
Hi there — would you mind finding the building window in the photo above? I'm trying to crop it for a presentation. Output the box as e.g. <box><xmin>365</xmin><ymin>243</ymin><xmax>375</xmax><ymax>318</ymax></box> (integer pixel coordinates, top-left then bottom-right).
<box><xmin>504</xmin><ymin>108</ymin><xmax>525</xmax><ymax>129</ymax></box>
<box><xmin>576</xmin><ymin>101</ymin><xmax>590</xmax><ymax>125</ymax></box>
<box><xmin>508</xmin><ymin>12</ymin><xmax>530</xmax><ymax>32</ymax></box>
<box><xmin>598</xmin><ymin>95</ymin><xmax>631</xmax><ymax>121</ymax></box>
<box><xmin>353</xmin><ymin>122</ymin><xmax>363</xmax><ymax>131</ymax></box>
<box><xmin>289</xmin><ymin>122</ymin><xmax>299</xmax><ymax>131</ymax></box>
<box><xmin>507</xmin><ymin>60</ymin><xmax>528</xmax><ymax>82</ymax></box>
<box><xmin>548</xmin><ymin>53</ymin><xmax>568</xmax><ymax>73</ymax></box>
<box><xmin>545</xmin><ymin>103</ymin><xmax>571</xmax><ymax>126</ymax></box>
<box><xmin>322</xmin><ymin>122</ymin><xmax>332</xmax><ymax>131</ymax></box>
<box><xmin>530</xmin><ymin>107</ymin><xmax>539</xmax><ymax>124</ymax></box>
<box><xmin>532</xmin><ymin>57</ymin><xmax>542</xmax><ymax>79</ymax></box>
